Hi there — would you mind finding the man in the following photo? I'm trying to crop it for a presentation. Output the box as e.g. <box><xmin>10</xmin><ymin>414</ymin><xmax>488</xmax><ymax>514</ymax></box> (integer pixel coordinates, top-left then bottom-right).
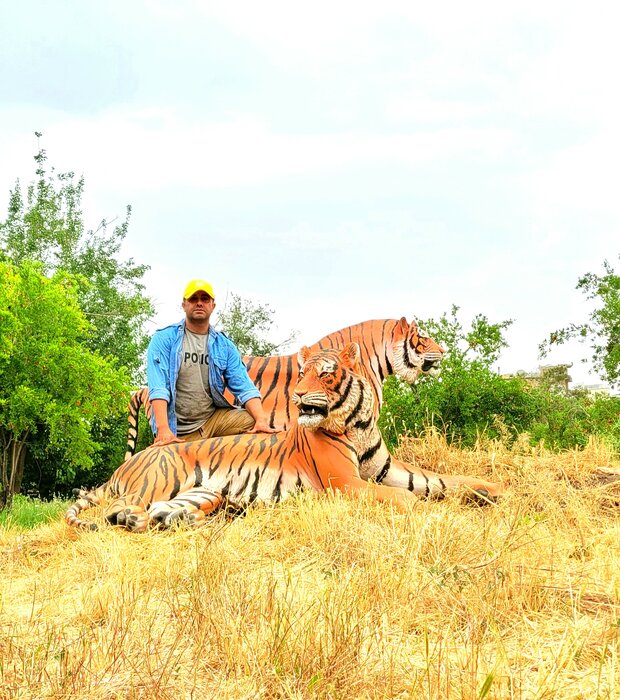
<box><xmin>147</xmin><ymin>279</ymin><xmax>276</xmax><ymax>446</ymax></box>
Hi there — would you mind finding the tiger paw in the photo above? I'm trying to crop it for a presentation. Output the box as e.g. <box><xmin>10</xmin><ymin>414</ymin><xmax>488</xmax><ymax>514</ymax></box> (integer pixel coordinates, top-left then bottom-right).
<box><xmin>121</xmin><ymin>509</ymin><xmax>149</xmax><ymax>532</ymax></box>
<box><xmin>463</xmin><ymin>484</ymin><xmax>505</xmax><ymax>506</ymax></box>
<box><xmin>186</xmin><ymin>510</ymin><xmax>207</xmax><ymax>527</ymax></box>
<box><xmin>163</xmin><ymin>508</ymin><xmax>190</xmax><ymax>527</ymax></box>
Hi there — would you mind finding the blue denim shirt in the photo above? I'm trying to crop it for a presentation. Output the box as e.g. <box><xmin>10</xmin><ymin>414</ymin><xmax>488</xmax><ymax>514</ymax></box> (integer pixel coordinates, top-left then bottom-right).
<box><xmin>146</xmin><ymin>320</ymin><xmax>261</xmax><ymax>435</ymax></box>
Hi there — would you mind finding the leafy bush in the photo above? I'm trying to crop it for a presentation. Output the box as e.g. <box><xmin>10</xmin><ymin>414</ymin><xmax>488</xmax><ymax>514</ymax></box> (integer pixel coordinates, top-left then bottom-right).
<box><xmin>380</xmin><ymin>368</ymin><xmax>539</xmax><ymax>449</ymax></box>
<box><xmin>529</xmin><ymin>390</ymin><xmax>620</xmax><ymax>451</ymax></box>
<box><xmin>380</xmin><ymin>305</ymin><xmax>620</xmax><ymax>453</ymax></box>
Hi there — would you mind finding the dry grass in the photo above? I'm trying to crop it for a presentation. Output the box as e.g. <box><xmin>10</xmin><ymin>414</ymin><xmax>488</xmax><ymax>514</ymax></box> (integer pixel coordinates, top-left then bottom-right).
<box><xmin>2</xmin><ymin>433</ymin><xmax>620</xmax><ymax>699</ymax></box>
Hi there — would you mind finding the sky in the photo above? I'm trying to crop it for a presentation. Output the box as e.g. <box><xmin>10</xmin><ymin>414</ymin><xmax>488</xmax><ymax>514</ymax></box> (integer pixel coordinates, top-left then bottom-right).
<box><xmin>1</xmin><ymin>0</ymin><xmax>618</xmax><ymax>386</ymax></box>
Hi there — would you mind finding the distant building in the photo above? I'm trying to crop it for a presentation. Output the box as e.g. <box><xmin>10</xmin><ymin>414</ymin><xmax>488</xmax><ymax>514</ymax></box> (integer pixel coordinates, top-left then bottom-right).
<box><xmin>501</xmin><ymin>363</ymin><xmax>572</xmax><ymax>392</ymax></box>
<box><xmin>502</xmin><ymin>365</ymin><xmax>617</xmax><ymax>396</ymax></box>
<box><xmin>572</xmin><ymin>383</ymin><xmax>612</xmax><ymax>397</ymax></box>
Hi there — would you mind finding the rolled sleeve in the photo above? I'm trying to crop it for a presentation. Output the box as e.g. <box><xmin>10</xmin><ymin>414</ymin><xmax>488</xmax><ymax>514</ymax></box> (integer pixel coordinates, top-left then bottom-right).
<box><xmin>147</xmin><ymin>335</ymin><xmax>172</xmax><ymax>403</ymax></box>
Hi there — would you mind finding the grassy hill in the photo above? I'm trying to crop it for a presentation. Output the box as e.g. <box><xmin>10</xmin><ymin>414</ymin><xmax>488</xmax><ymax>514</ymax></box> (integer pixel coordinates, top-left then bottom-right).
<box><xmin>1</xmin><ymin>435</ymin><xmax>619</xmax><ymax>699</ymax></box>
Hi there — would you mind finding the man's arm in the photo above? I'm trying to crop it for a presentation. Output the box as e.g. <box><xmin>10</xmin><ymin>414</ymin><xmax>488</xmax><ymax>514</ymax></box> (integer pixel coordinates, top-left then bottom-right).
<box><xmin>243</xmin><ymin>396</ymin><xmax>278</xmax><ymax>434</ymax></box>
<box><xmin>151</xmin><ymin>399</ymin><xmax>182</xmax><ymax>446</ymax></box>
<box><xmin>219</xmin><ymin>338</ymin><xmax>262</xmax><ymax>406</ymax></box>
<box><xmin>146</xmin><ymin>329</ymin><xmax>181</xmax><ymax>446</ymax></box>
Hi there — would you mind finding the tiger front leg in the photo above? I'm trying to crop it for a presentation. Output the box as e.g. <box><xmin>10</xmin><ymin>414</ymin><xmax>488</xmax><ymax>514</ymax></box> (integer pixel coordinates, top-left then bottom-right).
<box><xmin>381</xmin><ymin>458</ymin><xmax>505</xmax><ymax>503</ymax></box>
<box><xmin>442</xmin><ymin>473</ymin><xmax>506</xmax><ymax>503</ymax></box>
<box><xmin>149</xmin><ymin>488</ymin><xmax>225</xmax><ymax>528</ymax></box>
<box><xmin>356</xmin><ymin>481</ymin><xmax>418</xmax><ymax>512</ymax></box>
<box><xmin>329</xmin><ymin>474</ymin><xmax>417</xmax><ymax>512</ymax></box>
<box><xmin>103</xmin><ymin>500</ymin><xmax>150</xmax><ymax>532</ymax></box>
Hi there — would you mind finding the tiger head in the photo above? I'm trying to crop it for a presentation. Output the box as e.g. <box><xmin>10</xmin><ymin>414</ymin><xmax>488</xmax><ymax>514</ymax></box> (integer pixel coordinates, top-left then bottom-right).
<box><xmin>391</xmin><ymin>317</ymin><xmax>444</xmax><ymax>383</ymax></box>
<box><xmin>292</xmin><ymin>343</ymin><xmax>372</xmax><ymax>434</ymax></box>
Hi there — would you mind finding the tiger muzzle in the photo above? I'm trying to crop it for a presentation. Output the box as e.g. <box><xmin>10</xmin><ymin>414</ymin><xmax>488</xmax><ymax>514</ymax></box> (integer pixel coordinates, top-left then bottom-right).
<box><xmin>292</xmin><ymin>392</ymin><xmax>329</xmax><ymax>418</ymax></box>
<box><xmin>422</xmin><ymin>359</ymin><xmax>439</xmax><ymax>373</ymax></box>
<box><xmin>294</xmin><ymin>401</ymin><xmax>329</xmax><ymax>418</ymax></box>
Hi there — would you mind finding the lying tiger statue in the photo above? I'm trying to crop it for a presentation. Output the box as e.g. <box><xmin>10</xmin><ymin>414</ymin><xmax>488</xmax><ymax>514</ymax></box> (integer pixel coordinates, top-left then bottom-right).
<box><xmin>66</xmin><ymin>344</ymin><xmax>502</xmax><ymax>532</ymax></box>
<box><xmin>67</xmin><ymin>344</ymin><xmax>417</xmax><ymax>531</ymax></box>
<box><xmin>123</xmin><ymin>317</ymin><xmax>443</xmax><ymax>460</ymax></box>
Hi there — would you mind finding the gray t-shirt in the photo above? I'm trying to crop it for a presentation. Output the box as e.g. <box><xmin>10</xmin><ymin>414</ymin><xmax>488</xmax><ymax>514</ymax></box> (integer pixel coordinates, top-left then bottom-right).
<box><xmin>175</xmin><ymin>329</ymin><xmax>216</xmax><ymax>434</ymax></box>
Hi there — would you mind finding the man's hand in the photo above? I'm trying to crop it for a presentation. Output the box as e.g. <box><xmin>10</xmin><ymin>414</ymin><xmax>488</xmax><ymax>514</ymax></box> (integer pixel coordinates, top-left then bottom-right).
<box><xmin>149</xmin><ymin>399</ymin><xmax>181</xmax><ymax>447</ymax></box>
<box><xmin>247</xmin><ymin>418</ymin><xmax>280</xmax><ymax>434</ymax></box>
<box><xmin>151</xmin><ymin>428</ymin><xmax>183</xmax><ymax>447</ymax></box>
<box><xmin>243</xmin><ymin>397</ymin><xmax>280</xmax><ymax>434</ymax></box>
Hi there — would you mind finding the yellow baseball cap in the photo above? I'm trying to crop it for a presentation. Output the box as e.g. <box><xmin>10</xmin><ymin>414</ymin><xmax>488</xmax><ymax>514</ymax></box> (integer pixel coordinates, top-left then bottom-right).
<box><xmin>183</xmin><ymin>279</ymin><xmax>215</xmax><ymax>300</ymax></box>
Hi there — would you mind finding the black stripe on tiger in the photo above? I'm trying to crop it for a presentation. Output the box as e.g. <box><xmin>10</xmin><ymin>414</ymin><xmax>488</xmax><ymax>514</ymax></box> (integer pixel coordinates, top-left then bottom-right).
<box><xmin>403</xmin><ymin>333</ymin><xmax>417</xmax><ymax>368</ymax></box>
<box><xmin>345</xmin><ymin>380</ymin><xmax>366</xmax><ymax>427</ymax></box>
<box><xmin>359</xmin><ymin>438</ymin><xmax>383</xmax><ymax>466</ymax></box>
<box><xmin>331</xmin><ymin>374</ymin><xmax>354</xmax><ymax>410</ymax></box>
<box><xmin>373</xmin><ymin>456</ymin><xmax>392</xmax><ymax>484</ymax></box>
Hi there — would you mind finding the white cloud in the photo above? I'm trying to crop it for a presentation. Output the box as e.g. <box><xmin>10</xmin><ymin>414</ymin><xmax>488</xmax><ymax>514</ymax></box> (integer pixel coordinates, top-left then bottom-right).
<box><xmin>524</xmin><ymin>131</ymin><xmax>620</xmax><ymax>215</ymax></box>
<box><xmin>1</xmin><ymin>0</ymin><xmax>619</xmax><ymax>390</ymax></box>
<box><xmin>26</xmin><ymin>108</ymin><xmax>515</xmax><ymax>195</ymax></box>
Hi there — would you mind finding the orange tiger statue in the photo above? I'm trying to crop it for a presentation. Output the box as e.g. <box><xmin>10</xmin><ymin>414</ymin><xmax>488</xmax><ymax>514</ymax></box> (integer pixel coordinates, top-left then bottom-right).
<box><xmin>123</xmin><ymin>317</ymin><xmax>443</xmax><ymax>460</ymax></box>
<box><xmin>67</xmin><ymin>344</ymin><xmax>503</xmax><ymax>532</ymax></box>
<box><xmin>66</xmin><ymin>344</ymin><xmax>419</xmax><ymax>531</ymax></box>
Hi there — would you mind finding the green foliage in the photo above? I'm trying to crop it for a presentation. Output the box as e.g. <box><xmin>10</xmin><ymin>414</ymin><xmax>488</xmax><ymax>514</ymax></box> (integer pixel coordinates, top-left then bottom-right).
<box><xmin>541</xmin><ymin>256</ymin><xmax>620</xmax><ymax>387</ymax></box>
<box><xmin>528</xmin><ymin>390</ymin><xmax>620</xmax><ymax>452</ymax></box>
<box><xmin>218</xmin><ymin>292</ymin><xmax>297</xmax><ymax>356</ymax></box>
<box><xmin>379</xmin><ymin>304</ymin><xmax>620</xmax><ymax>453</ymax></box>
<box><xmin>421</xmin><ymin>304</ymin><xmax>513</xmax><ymax>369</ymax></box>
<box><xmin>380</xmin><ymin>370</ymin><xmax>538</xmax><ymax>449</ymax></box>
<box><xmin>22</xmin><ymin>414</ymin><xmax>134</xmax><ymax>500</ymax></box>
<box><xmin>0</xmin><ymin>494</ymin><xmax>69</xmax><ymax>530</ymax></box>
<box><xmin>0</xmin><ymin>135</ymin><xmax>155</xmax><ymax>501</ymax></box>
<box><xmin>0</xmin><ymin>137</ymin><xmax>154</xmax><ymax>382</ymax></box>
<box><xmin>379</xmin><ymin>306</ymin><xmax>524</xmax><ymax>448</ymax></box>
<box><xmin>0</xmin><ymin>260</ymin><xmax>129</xmax><ymax>507</ymax></box>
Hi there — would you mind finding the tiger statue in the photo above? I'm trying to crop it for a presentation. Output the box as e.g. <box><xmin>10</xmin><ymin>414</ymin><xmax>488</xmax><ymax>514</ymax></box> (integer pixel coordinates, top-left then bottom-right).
<box><xmin>67</xmin><ymin>344</ymin><xmax>503</xmax><ymax>532</ymax></box>
<box><xmin>67</xmin><ymin>344</ymin><xmax>418</xmax><ymax>531</ymax></box>
<box><xmin>123</xmin><ymin>317</ymin><xmax>443</xmax><ymax>460</ymax></box>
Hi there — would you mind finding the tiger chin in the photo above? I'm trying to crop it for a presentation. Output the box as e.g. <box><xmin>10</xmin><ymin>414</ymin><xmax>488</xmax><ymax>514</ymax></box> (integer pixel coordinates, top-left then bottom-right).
<box><xmin>66</xmin><ymin>343</ymin><xmax>419</xmax><ymax>532</ymax></box>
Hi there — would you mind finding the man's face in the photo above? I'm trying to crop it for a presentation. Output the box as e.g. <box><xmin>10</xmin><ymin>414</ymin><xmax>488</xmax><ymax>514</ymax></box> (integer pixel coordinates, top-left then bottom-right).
<box><xmin>182</xmin><ymin>292</ymin><xmax>215</xmax><ymax>323</ymax></box>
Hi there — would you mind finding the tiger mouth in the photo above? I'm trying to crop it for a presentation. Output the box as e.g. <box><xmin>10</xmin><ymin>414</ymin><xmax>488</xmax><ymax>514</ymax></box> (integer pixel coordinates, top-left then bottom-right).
<box><xmin>297</xmin><ymin>405</ymin><xmax>328</xmax><ymax>418</ymax></box>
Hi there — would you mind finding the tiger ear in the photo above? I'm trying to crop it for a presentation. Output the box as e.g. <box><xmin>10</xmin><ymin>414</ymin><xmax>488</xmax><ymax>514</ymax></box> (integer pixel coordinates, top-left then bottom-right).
<box><xmin>411</xmin><ymin>319</ymin><xmax>426</xmax><ymax>337</ymax></box>
<box><xmin>298</xmin><ymin>346</ymin><xmax>312</xmax><ymax>367</ymax></box>
<box><xmin>408</xmin><ymin>318</ymin><xmax>420</xmax><ymax>339</ymax></box>
<box><xmin>339</xmin><ymin>342</ymin><xmax>360</xmax><ymax>370</ymax></box>
<box><xmin>395</xmin><ymin>317</ymin><xmax>409</xmax><ymax>338</ymax></box>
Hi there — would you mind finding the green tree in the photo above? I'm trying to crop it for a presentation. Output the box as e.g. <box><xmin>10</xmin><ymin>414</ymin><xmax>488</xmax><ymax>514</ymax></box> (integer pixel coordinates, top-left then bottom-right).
<box><xmin>379</xmin><ymin>306</ymin><xmax>539</xmax><ymax>448</ymax></box>
<box><xmin>0</xmin><ymin>135</ymin><xmax>154</xmax><ymax>498</ymax></box>
<box><xmin>421</xmin><ymin>304</ymin><xmax>513</xmax><ymax>369</ymax></box>
<box><xmin>217</xmin><ymin>292</ymin><xmax>297</xmax><ymax>356</ymax></box>
<box><xmin>0</xmin><ymin>135</ymin><xmax>154</xmax><ymax>381</ymax></box>
<box><xmin>380</xmin><ymin>304</ymin><xmax>620</xmax><ymax>453</ymax></box>
<box><xmin>0</xmin><ymin>260</ymin><xmax>129</xmax><ymax>510</ymax></box>
<box><xmin>540</xmin><ymin>257</ymin><xmax>620</xmax><ymax>387</ymax></box>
